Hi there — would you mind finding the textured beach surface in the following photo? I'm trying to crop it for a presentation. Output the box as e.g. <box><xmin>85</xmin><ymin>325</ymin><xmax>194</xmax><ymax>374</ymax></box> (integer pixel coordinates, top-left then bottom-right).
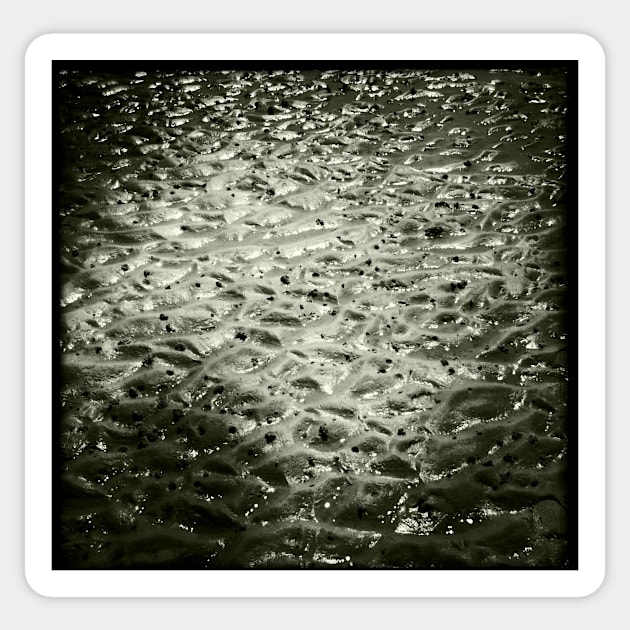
<box><xmin>56</xmin><ymin>65</ymin><xmax>575</xmax><ymax>569</ymax></box>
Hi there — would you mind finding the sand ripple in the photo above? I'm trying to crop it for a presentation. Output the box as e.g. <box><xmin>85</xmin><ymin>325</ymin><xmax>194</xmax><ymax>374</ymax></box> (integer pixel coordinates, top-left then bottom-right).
<box><xmin>57</xmin><ymin>66</ymin><xmax>572</xmax><ymax>569</ymax></box>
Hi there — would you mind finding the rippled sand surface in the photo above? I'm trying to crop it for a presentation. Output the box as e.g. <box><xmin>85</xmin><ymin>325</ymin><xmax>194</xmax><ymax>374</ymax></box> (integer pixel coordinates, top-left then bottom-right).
<box><xmin>56</xmin><ymin>66</ymin><xmax>574</xmax><ymax>569</ymax></box>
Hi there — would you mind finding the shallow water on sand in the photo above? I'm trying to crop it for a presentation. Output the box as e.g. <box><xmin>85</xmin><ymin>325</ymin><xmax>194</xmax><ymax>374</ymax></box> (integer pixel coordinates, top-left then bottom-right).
<box><xmin>56</xmin><ymin>66</ymin><xmax>573</xmax><ymax>569</ymax></box>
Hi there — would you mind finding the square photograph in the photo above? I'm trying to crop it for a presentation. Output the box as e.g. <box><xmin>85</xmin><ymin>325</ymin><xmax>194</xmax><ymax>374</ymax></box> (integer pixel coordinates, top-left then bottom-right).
<box><xmin>25</xmin><ymin>33</ymin><xmax>605</xmax><ymax>597</ymax></box>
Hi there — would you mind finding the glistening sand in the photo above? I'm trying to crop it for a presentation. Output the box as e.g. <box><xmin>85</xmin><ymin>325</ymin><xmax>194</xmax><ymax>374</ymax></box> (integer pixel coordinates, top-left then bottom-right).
<box><xmin>56</xmin><ymin>66</ymin><xmax>574</xmax><ymax>569</ymax></box>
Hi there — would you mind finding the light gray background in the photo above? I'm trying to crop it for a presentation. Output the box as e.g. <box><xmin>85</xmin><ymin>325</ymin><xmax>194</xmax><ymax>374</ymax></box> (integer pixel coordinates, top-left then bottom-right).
<box><xmin>8</xmin><ymin>2</ymin><xmax>623</xmax><ymax>626</ymax></box>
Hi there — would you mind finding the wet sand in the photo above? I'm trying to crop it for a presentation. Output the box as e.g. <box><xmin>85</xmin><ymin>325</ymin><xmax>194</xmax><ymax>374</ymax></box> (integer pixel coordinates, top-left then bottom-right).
<box><xmin>56</xmin><ymin>65</ymin><xmax>574</xmax><ymax>569</ymax></box>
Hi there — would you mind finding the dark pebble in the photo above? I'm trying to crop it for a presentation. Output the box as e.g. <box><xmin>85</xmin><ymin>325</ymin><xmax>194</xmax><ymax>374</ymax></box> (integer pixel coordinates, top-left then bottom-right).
<box><xmin>137</xmin><ymin>436</ymin><xmax>150</xmax><ymax>449</ymax></box>
<box><xmin>425</xmin><ymin>226</ymin><xmax>445</xmax><ymax>239</ymax></box>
